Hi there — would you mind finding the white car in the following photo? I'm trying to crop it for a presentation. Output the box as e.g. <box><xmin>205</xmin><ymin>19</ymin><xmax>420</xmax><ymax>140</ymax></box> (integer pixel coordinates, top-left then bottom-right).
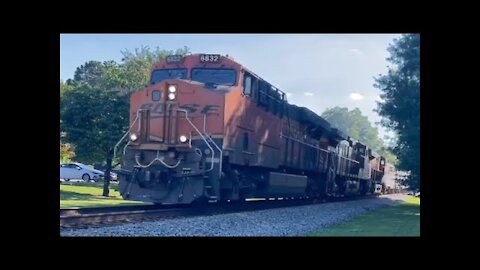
<box><xmin>60</xmin><ymin>162</ymin><xmax>117</xmax><ymax>182</ymax></box>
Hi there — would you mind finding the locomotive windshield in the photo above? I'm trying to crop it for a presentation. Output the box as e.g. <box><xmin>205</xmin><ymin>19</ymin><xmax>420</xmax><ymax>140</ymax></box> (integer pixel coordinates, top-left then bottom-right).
<box><xmin>191</xmin><ymin>68</ymin><xmax>236</xmax><ymax>86</ymax></box>
<box><xmin>150</xmin><ymin>68</ymin><xmax>188</xmax><ymax>84</ymax></box>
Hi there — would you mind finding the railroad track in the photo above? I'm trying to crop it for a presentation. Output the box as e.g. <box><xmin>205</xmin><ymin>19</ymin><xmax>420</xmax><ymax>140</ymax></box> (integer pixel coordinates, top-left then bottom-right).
<box><xmin>60</xmin><ymin>195</ymin><xmax>382</xmax><ymax>229</ymax></box>
<box><xmin>60</xmin><ymin>204</ymin><xmax>198</xmax><ymax>229</ymax></box>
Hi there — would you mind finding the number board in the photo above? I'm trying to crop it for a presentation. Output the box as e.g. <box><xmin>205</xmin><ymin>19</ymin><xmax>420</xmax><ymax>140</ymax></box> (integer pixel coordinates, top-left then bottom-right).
<box><xmin>166</xmin><ymin>55</ymin><xmax>183</xmax><ymax>63</ymax></box>
<box><xmin>200</xmin><ymin>54</ymin><xmax>221</xmax><ymax>63</ymax></box>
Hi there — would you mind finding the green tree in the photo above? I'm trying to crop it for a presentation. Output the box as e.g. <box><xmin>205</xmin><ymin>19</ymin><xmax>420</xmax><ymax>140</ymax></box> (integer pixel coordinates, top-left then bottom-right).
<box><xmin>60</xmin><ymin>84</ymin><xmax>129</xmax><ymax>164</ymax></box>
<box><xmin>374</xmin><ymin>34</ymin><xmax>420</xmax><ymax>190</ymax></box>
<box><xmin>60</xmin><ymin>143</ymin><xmax>76</xmax><ymax>163</ymax></box>
<box><xmin>60</xmin><ymin>80</ymin><xmax>73</xmax><ymax>97</ymax></box>
<box><xmin>60</xmin><ymin>45</ymin><xmax>190</xmax><ymax>195</ymax></box>
<box><xmin>321</xmin><ymin>107</ymin><xmax>397</xmax><ymax>163</ymax></box>
<box><xmin>322</xmin><ymin>107</ymin><xmax>381</xmax><ymax>148</ymax></box>
<box><xmin>73</xmin><ymin>61</ymin><xmax>107</xmax><ymax>87</ymax></box>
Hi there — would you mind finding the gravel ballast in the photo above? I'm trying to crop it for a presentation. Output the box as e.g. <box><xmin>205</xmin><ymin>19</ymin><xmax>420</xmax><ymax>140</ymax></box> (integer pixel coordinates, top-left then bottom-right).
<box><xmin>60</xmin><ymin>194</ymin><xmax>409</xmax><ymax>236</ymax></box>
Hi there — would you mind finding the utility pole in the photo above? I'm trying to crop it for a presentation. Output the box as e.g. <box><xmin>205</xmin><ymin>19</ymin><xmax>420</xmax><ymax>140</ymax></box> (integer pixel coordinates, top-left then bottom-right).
<box><xmin>102</xmin><ymin>148</ymin><xmax>114</xmax><ymax>197</ymax></box>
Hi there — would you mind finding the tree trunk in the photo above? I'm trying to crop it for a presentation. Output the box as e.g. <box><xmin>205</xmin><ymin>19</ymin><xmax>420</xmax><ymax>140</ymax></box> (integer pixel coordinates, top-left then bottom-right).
<box><xmin>102</xmin><ymin>149</ymin><xmax>114</xmax><ymax>197</ymax></box>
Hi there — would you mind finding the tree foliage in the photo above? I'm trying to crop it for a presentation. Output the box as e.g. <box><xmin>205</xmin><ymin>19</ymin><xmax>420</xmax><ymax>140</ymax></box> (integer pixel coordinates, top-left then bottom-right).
<box><xmin>322</xmin><ymin>107</ymin><xmax>381</xmax><ymax>149</ymax></box>
<box><xmin>60</xmin><ymin>80</ymin><xmax>73</xmax><ymax>97</ymax></box>
<box><xmin>60</xmin><ymin>84</ymin><xmax>129</xmax><ymax>164</ymax></box>
<box><xmin>60</xmin><ymin>143</ymin><xmax>76</xmax><ymax>163</ymax></box>
<box><xmin>374</xmin><ymin>34</ymin><xmax>420</xmax><ymax>190</ymax></box>
<box><xmin>73</xmin><ymin>61</ymin><xmax>106</xmax><ymax>87</ymax></box>
<box><xmin>60</xmin><ymin>45</ymin><xmax>191</xmax><ymax>165</ymax></box>
<box><xmin>321</xmin><ymin>107</ymin><xmax>397</xmax><ymax>164</ymax></box>
<box><xmin>68</xmin><ymin>46</ymin><xmax>191</xmax><ymax>94</ymax></box>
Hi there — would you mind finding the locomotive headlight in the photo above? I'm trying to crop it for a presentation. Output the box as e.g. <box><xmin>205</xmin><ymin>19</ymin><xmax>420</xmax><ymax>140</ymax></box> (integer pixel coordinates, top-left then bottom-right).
<box><xmin>179</xmin><ymin>135</ymin><xmax>188</xmax><ymax>143</ymax></box>
<box><xmin>168</xmin><ymin>85</ymin><xmax>177</xmax><ymax>93</ymax></box>
<box><xmin>168</xmin><ymin>93</ymin><xmax>176</xmax><ymax>100</ymax></box>
<box><xmin>130</xmin><ymin>133</ymin><xmax>138</xmax><ymax>141</ymax></box>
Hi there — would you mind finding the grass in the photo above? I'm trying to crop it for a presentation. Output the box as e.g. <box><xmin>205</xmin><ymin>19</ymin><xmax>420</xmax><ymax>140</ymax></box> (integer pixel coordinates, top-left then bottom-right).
<box><xmin>60</xmin><ymin>183</ymin><xmax>150</xmax><ymax>208</ymax></box>
<box><xmin>308</xmin><ymin>196</ymin><xmax>420</xmax><ymax>236</ymax></box>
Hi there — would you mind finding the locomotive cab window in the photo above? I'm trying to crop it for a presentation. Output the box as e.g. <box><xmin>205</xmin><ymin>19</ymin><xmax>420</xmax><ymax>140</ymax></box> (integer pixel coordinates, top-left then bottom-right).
<box><xmin>191</xmin><ymin>68</ymin><xmax>237</xmax><ymax>86</ymax></box>
<box><xmin>243</xmin><ymin>72</ymin><xmax>258</xmax><ymax>98</ymax></box>
<box><xmin>244</xmin><ymin>75</ymin><xmax>252</xmax><ymax>96</ymax></box>
<box><xmin>150</xmin><ymin>68</ymin><xmax>187</xmax><ymax>85</ymax></box>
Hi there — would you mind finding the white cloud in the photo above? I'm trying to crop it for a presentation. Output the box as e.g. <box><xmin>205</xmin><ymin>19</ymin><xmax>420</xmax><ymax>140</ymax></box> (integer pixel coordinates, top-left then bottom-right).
<box><xmin>304</xmin><ymin>92</ymin><xmax>314</xmax><ymax>96</ymax></box>
<box><xmin>286</xmin><ymin>92</ymin><xmax>293</xmax><ymax>98</ymax></box>
<box><xmin>349</xmin><ymin>93</ymin><xmax>364</xmax><ymax>100</ymax></box>
<box><xmin>375</xmin><ymin>95</ymin><xmax>384</xmax><ymax>103</ymax></box>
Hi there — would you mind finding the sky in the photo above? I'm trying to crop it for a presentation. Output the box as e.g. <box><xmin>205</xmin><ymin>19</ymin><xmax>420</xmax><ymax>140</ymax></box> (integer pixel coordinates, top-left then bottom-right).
<box><xmin>60</xmin><ymin>34</ymin><xmax>401</xmax><ymax>139</ymax></box>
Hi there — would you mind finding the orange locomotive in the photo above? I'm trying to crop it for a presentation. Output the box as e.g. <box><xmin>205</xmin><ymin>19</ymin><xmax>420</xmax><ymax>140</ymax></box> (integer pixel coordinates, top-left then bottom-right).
<box><xmin>115</xmin><ymin>54</ymin><xmax>386</xmax><ymax>204</ymax></box>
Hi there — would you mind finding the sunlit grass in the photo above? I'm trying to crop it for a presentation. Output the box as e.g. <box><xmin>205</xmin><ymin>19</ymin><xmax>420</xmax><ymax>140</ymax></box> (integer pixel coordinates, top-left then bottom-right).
<box><xmin>308</xmin><ymin>196</ymin><xmax>420</xmax><ymax>236</ymax></box>
<box><xmin>60</xmin><ymin>184</ymin><xmax>150</xmax><ymax>208</ymax></box>
<box><xmin>405</xmin><ymin>196</ymin><xmax>420</xmax><ymax>205</ymax></box>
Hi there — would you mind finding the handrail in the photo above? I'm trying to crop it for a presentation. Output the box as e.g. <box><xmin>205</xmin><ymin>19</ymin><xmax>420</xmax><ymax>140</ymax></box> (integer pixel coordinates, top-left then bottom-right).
<box><xmin>134</xmin><ymin>150</ymin><xmax>182</xmax><ymax>169</ymax></box>
<box><xmin>114</xmin><ymin>107</ymin><xmax>218</xmax><ymax>174</ymax></box>
<box><xmin>281</xmin><ymin>132</ymin><xmax>359</xmax><ymax>164</ymax></box>
<box><xmin>114</xmin><ymin>110</ymin><xmax>141</xmax><ymax>160</ymax></box>
<box><xmin>280</xmin><ymin>132</ymin><xmax>329</xmax><ymax>153</ymax></box>
<box><xmin>207</xmin><ymin>136</ymin><xmax>222</xmax><ymax>178</ymax></box>
<box><xmin>176</xmin><ymin>108</ymin><xmax>215</xmax><ymax>173</ymax></box>
<box><xmin>203</xmin><ymin>113</ymin><xmax>223</xmax><ymax>178</ymax></box>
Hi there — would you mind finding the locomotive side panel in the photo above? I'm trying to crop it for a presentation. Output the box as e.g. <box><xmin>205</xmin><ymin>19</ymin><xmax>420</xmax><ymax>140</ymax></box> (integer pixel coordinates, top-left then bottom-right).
<box><xmin>224</xmin><ymin>76</ymin><xmax>283</xmax><ymax>169</ymax></box>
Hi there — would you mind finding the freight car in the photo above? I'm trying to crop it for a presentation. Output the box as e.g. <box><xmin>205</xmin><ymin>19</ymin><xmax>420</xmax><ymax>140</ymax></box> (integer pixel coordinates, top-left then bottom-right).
<box><xmin>114</xmin><ymin>54</ymin><xmax>386</xmax><ymax>204</ymax></box>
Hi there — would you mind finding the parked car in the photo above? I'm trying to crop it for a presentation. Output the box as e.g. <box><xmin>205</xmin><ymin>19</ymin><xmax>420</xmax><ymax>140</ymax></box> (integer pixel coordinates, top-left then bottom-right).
<box><xmin>407</xmin><ymin>190</ymin><xmax>420</xmax><ymax>197</ymax></box>
<box><xmin>60</xmin><ymin>162</ymin><xmax>117</xmax><ymax>182</ymax></box>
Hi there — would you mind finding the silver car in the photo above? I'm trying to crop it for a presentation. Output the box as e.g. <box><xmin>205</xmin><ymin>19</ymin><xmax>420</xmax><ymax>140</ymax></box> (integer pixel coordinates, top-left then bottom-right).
<box><xmin>60</xmin><ymin>162</ymin><xmax>117</xmax><ymax>182</ymax></box>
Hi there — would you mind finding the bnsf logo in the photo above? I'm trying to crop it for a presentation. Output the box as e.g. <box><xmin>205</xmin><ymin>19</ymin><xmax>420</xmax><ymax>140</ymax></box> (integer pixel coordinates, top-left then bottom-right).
<box><xmin>138</xmin><ymin>103</ymin><xmax>220</xmax><ymax>118</ymax></box>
